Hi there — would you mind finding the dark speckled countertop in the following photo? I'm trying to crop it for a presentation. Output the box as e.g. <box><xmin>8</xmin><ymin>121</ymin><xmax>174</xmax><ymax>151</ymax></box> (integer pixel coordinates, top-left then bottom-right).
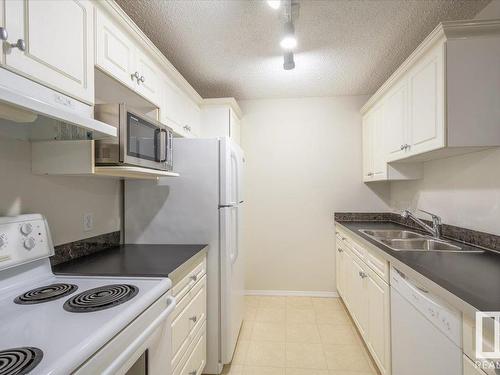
<box><xmin>336</xmin><ymin>221</ymin><xmax>500</xmax><ymax>312</ymax></box>
<box><xmin>53</xmin><ymin>244</ymin><xmax>208</xmax><ymax>284</ymax></box>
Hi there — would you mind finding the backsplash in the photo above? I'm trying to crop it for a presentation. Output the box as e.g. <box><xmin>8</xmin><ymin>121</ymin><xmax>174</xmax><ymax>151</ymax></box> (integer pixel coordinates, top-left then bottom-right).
<box><xmin>51</xmin><ymin>231</ymin><xmax>120</xmax><ymax>266</ymax></box>
<box><xmin>334</xmin><ymin>212</ymin><xmax>500</xmax><ymax>252</ymax></box>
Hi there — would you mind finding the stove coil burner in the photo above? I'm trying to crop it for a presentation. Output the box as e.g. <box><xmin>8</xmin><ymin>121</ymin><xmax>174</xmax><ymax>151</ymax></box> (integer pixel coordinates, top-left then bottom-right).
<box><xmin>0</xmin><ymin>347</ymin><xmax>43</xmax><ymax>375</ymax></box>
<box><xmin>14</xmin><ymin>283</ymin><xmax>78</xmax><ymax>305</ymax></box>
<box><xmin>63</xmin><ymin>284</ymin><xmax>139</xmax><ymax>313</ymax></box>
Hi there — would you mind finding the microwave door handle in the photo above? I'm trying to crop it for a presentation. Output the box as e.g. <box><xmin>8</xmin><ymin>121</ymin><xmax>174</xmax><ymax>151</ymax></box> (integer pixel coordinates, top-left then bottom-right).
<box><xmin>154</xmin><ymin>128</ymin><xmax>162</xmax><ymax>162</ymax></box>
<box><xmin>159</xmin><ymin>129</ymin><xmax>167</xmax><ymax>163</ymax></box>
<box><xmin>167</xmin><ymin>130</ymin><xmax>173</xmax><ymax>169</ymax></box>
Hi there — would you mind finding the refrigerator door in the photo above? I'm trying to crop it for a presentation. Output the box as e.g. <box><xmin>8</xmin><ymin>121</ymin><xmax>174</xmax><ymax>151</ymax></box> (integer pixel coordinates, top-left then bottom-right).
<box><xmin>220</xmin><ymin>138</ymin><xmax>245</xmax><ymax>206</ymax></box>
<box><xmin>220</xmin><ymin>205</ymin><xmax>244</xmax><ymax>365</ymax></box>
<box><xmin>124</xmin><ymin>138</ymin><xmax>223</xmax><ymax>374</ymax></box>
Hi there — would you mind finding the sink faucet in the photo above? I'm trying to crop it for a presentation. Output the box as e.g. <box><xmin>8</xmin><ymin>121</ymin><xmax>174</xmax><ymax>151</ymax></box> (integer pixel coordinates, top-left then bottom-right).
<box><xmin>401</xmin><ymin>209</ymin><xmax>442</xmax><ymax>239</ymax></box>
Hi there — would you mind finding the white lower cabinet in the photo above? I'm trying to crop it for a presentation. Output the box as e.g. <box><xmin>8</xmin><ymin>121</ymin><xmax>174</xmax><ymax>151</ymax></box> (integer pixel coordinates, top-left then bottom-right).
<box><xmin>170</xmin><ymin>257</ymin><xmax>207</xmax><ymax>375</ymax></box>
<box><xmin>366</xmin><ymin>267</ymin><xmax>390</xmax><ymax>375</ymax></box>
<box><xmin>336</xmin><ymin>229</ymin><xmax>391</xmax><ymax>375</ymax></box>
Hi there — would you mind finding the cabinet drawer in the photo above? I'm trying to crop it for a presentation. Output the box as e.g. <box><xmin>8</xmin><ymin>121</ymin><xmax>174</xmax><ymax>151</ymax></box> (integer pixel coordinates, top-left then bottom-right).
<box><xmin>173</xmin><ymin>258</ymin><xmax>206</xmax><ymax>300</ymax></box>
<box><xmin>174</xmin><ymin>321</ymin><xmax>207</xmax><ymax>375</ymax></box>
<box><xmin>365</xmin><ymin>247</ymin><xmax>389</xmax><ymax>282</ymax></box>
<box><xmin>172</xmin><ymin>275</ymin><xmax>207</xmax><ymax>361</ymax></box>
<box><xmin>337</xmin><ymin>231</ymin><xmax>366</xmax><ymax>260</ymax></box>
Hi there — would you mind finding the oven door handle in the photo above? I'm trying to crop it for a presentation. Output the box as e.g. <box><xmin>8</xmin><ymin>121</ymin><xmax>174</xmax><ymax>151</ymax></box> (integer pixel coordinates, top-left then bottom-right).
<box><xmin>102</xmin><ymin>295</ymin><xmax>176</xmax><ymax>375</ymax></box>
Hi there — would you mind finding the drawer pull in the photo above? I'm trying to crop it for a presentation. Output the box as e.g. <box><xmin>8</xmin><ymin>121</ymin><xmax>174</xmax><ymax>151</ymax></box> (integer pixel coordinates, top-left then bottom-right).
<box><xmin>189</xmin><ymin>315</ymin><xmax>198</xmax><ymax>323</ymax></box>
<box><xmin>189</xmin><ymin>371</ymin><xmax>196</xmax><ymax>375</ymax></box>
<box><xmin>359</xmin><ymin>271</ymin><xmax>368</xmax><ymax>279</ymax></box>
<box><xmin>190</xmin><ymin>275</ymin><xmax>198</xmax><ymax>282</ymax></box>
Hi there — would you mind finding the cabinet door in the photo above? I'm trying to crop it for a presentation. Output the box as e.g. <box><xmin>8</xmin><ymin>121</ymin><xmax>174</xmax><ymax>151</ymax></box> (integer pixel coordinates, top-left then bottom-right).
<box><xmin>371</xmin><ymin>105</ymin><xmax>386</xmax><ymax>179</ymax></box>
<box><xmin>408</xmin><ymin>43</ymin><xmax>445</xmax><ymax>155</ymax></box>
<box><xmin>335</xmin><ymin>244</ymin><xmax>345</xmax><ymax>299</ymax></box>
<box><xmin>350</xmin><ymin>256</ymin><xmax>368</xmax><ymax>337</ymax></box>
<box><xmin>95</xmin><ymin>6</ymin><xmax>135</xmax><ymax>89</ymax></box>
<box><xmin>230</xmin><ymin>109</ymin><xmax>241</xmax><ymax>145</ymax></box>
<box><xmin>362</xmin><ymin>113</ymin><xmax>373</xmax><ymax>182</ymax></box>
<box><xmin>384</xmin><ymin>81</ymin><xmax>408</xmax><ymax>161</ymax></box>
<box><xmin>366</xmin><ymin>270</ymin><xmax>391</xmax><ymax>375</ymax></box>
<box><xmin>4</xmin><ymin>0</ymin><xmax>94</xmax><ymax>103</ymax></box>
<box><xmin>135</xmin><ymin>50</ymin><xmax>161</xmax><ymax>106</ymax></box>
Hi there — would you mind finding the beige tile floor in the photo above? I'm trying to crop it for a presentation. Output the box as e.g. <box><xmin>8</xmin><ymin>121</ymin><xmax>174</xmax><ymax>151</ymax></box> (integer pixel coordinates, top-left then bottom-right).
<box><xmin>221</xmin><ymin>296</ymin><xmax>380</xmax><ymax>375</ymax></box>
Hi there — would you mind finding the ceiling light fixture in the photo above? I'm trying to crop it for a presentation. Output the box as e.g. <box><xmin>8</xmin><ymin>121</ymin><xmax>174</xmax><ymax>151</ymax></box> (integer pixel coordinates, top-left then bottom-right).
<box><xmin>280</xmin><ymin>21</ymin><xmax>297</xmax><ymax>50</ymax></box>
<box><xmin>267</xmin><ymin>0</ymin><xmax>281</xmax><ymax>10</ymax></box>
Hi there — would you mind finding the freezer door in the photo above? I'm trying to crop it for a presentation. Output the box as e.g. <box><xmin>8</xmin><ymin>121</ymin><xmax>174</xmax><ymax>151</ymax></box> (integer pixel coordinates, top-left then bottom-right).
<box><xmin>220</xmin><ymin>138</ymin><xmax>245</xmax><ymax>206</ymax></box>
<box><xmin>220</xmin><ymin>205</ymin><xmax>244</xmax><ymax>365</ymax></box>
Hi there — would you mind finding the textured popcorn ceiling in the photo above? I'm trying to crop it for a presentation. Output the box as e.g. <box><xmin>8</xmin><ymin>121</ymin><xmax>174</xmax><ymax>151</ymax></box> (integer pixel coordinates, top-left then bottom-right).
<box><xmin>116</xmin><ymin>0</ymin><xmax>490</xmax><ymax>100</ymax></box>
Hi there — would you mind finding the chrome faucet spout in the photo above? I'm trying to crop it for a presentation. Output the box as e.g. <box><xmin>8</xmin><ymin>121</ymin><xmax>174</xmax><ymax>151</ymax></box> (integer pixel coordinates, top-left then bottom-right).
<box><xmin>401</xmin><ymin>209</ymin><xmax>442</xmax><ymax>239</ymax></box>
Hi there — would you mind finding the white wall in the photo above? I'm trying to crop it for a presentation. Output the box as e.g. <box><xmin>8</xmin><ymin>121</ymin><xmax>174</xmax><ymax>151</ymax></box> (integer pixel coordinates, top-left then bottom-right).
<box><xmin>390</xmin><ymin>148</ymin><xmax>500</xmax><ymax>235</ymax></box>
<box><xmin>390</xmin><ymin>0</ymin><xmax>500</xmax><ymax>236</ymax></box>
<box><xmin>240</xmin><ymin>97</ymin><xmax>390</xmax><ymax>294</ymax></box>
<box><xmin>0</xmin><ymin>137</ymin><xmax>121</xmax><ymax>245</ymax></box>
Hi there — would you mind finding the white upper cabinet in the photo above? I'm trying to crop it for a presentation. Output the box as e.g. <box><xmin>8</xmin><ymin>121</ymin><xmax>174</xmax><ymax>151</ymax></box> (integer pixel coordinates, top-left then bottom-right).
<box><xmin>200</xmin><ymin>99</ymin><xmax>242</xmax><ymax>145</ymax></box>
<box><xmin>159</xmin><ymin>75</ymin><xmax>200</xmax><ymax>138</ymax></box>
<box><xmin>94</xmin><ymin>5</ymin><xmax>160</xmax><ymax>106</ymax></box>
<box><xmin>94</xmin><ymin>6</ymin><xmax>135</xmax><ymax>89</ymax></box>
<box><xmin>362</xmin><ymin>105</ymin><xmax>388</xmax><ymax>182</ymax></box>
<box><xmin>2</xmin><ymin>0</ymin><xmax>94</xmax><ymax>104</ymax></box>
<box><xmin>407</xmin><ymin>43</ymin><xmax>444</xmax><ymax>156</ymax></box>
<box><xmin>134</xmin><ymin>49</ymin><xmax>161</xmax><ymax>105</ymax></box>
<box><xmin>361</xmin><ymin>19</ymin><xmax>500</xmax><ymax>177</ymax></box>
<box><xmin>384</xmin><ymin>80</ymin><xmax>407</xmax><ymax>162</ymax></box>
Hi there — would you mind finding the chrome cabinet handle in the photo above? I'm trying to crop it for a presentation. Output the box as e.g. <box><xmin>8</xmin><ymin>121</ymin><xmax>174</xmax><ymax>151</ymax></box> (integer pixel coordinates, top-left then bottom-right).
<box><xmin>189</xmin><ymin>371</ymin><xmax>197</xmax><ymax>375</ymax></box>
<box><xmin>337</xmin><ymin>248</ymin><xmax>343</xmax><ymax>253</ymax></box>
<box><xmin>0</xmin><ymin>27</ymin><xmax>7</xmax><ymax>41</ymax></box>
<box><xmin>139</xmin><ymin>75</ymin><xmax>145</xmax><ymax>83</ymax></box>
<box><xmin>131</xmin><ymin>71</ymin><xmax>141</xmax><ymax>83</ymax></box>
<box><xmin>190</xmin><ymin>274</ymin><xmax>197</xmax><ymax>282</ymax></box>
<box><xmin>183</xmin><ymin>125</ymin><xmax>192</xmax><ymax>132</ymax></box>
<box><xmin>10</xmin><ymin>38</ymin><xmax>26</xmax><ymax>51</ymax></box>
<box><xmin>359</xmin><ymin>271</ymin><xmax>368</xmax><ymax>279</ymax></box>
<box><xmin>367</xmin><ymin>172</ymin><xmax>373</xmax><ymax>177</ymax></box>
<box><xmin>0</xmin><ymin>27</ymin><xmax>26</xmax><ymax>51</ymax></box>
<box><xmin>400</xmin><ymin>144</ymin><xmax>405</xmax><ymax>150</ymax></box>
<box><xmin>189</xmin><ymin>315</ymin><xmax>197</xmax><ymax>323</ymax></box>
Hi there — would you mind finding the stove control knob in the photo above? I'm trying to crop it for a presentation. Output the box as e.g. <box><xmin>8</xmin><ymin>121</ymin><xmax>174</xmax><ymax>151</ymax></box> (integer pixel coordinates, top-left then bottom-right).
<box><xmin>24</xmin><ymin>237</ymin><xmax>36</xmax><ymax>250</ymax></box>
<box><xmin>20</xmin><ymin>223</ymin><xmax>33</xmax><ymax>235</ymax></box>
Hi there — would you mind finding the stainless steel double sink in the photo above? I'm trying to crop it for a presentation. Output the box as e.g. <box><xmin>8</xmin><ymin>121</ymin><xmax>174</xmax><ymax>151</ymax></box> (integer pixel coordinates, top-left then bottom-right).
<box><xmin>358</xmin><ymin>229</ymin><xmax>483</xmax><ymax>253</ymax></box>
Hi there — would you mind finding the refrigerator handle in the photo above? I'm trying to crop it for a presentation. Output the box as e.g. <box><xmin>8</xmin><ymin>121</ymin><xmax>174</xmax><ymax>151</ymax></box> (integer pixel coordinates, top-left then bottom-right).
<box><xmin>231</xmin><ymin>206</ymin><xmax>239</xmax><ymax>265</ymax></box>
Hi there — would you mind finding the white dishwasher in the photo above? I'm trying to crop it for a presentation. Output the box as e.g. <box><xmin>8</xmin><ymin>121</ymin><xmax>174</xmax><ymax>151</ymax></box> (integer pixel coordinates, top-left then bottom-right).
<box><xmin>390</xmin><ymin>266</ymin><xmax>462</xmax><ymax>375</ymax></box>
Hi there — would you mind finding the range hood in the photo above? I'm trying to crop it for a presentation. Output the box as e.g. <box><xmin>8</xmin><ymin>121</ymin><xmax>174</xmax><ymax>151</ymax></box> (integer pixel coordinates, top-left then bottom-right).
<box><xmin>0</xmin><ymin>71</ymin><xmax>116</xmax><ymax>141</ymax></box>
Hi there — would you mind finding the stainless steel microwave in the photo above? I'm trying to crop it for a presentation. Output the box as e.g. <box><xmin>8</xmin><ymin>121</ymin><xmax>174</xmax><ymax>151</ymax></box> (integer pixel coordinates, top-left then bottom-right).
<box><xmin>94</xmin><ymin>104</ymin><xmax>173</xmax><ymax>171</ymax></box>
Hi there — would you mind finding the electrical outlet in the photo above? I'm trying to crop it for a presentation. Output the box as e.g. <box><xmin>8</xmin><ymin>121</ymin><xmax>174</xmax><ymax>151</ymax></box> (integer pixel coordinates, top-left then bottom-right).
<box><xmin>83</xmin><ymin>213</ymin><xmax>93</xmax><ymax>232</ymax></box>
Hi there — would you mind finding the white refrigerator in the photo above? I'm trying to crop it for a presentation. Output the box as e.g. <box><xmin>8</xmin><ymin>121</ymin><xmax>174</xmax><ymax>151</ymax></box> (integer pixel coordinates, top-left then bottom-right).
<box><xmin>124</xmin><ymin>137</ymin><xmax>245</xmax><ymax>374</ymax></box>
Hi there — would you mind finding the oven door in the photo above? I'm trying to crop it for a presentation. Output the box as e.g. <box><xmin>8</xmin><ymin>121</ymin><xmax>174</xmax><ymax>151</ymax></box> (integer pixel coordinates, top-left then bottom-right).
<box><xmin>122</xmin><ymin>110</ymin><xmax>168</xmax><ymax>171</ymax></box>
<box><xmin>74</xmin><ymin>295</ymin><xmax>175</xmax><ymax>375</ymax></box>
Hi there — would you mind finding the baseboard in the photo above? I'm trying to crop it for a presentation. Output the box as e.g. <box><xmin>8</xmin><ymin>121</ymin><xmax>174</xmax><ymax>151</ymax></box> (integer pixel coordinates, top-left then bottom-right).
<box><xmin>245</xmin><ymin>290</ymin><xmax>339</xmax><ymax>298</ymax></box>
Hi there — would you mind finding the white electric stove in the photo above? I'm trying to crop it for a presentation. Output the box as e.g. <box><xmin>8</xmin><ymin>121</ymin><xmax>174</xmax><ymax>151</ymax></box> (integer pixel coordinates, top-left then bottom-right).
<box><xmin>0</xmin><ymin>214</ymin><xmax>175</xmax><ymax>375</ymax></box>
